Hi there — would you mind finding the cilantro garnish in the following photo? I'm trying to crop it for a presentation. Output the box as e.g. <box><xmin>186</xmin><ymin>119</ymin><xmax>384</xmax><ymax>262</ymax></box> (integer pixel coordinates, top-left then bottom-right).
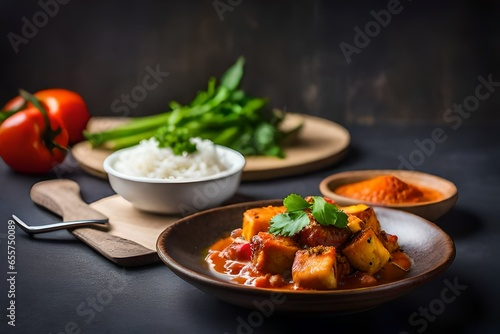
<box><xmin>269</xmin><ymin>194</ymin><xmax>348</xmax><ymax>237</ymax></box>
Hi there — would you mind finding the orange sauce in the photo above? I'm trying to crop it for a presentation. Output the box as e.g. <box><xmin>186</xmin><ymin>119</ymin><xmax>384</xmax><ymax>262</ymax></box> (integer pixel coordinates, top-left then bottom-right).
<box><xmin>335</xmin><ymin>175</ymin><xmax>442</xmax><ymax>205</ymax></box>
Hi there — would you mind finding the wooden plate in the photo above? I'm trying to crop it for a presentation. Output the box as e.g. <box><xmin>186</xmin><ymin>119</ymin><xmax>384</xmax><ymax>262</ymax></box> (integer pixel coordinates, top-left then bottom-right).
<box><xmin>71</xmin><ymin>114</ymin><xmax>350</xmax><ymax>181</ymax></box>
<box><xmin>156</xmin><ymin>200</ymin><xmax>456</xmax><ymax>313</ymax></box>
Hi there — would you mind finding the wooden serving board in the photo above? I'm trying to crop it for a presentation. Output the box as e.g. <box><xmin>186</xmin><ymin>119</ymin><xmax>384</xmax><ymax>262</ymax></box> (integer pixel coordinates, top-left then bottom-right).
<box><xmin>72</xmin><ymin>113</ymin><xmax>351</xmax><ymax>181</ymax></box>
<box><xmin>30</xmin><ymin>179</ymin><xmax>179</xmax><ymax>267</ymax></box>
<box><xmin>90</xmin><ymin>195</ymin><xmax>178</xmax><ymax>253</ymax></box>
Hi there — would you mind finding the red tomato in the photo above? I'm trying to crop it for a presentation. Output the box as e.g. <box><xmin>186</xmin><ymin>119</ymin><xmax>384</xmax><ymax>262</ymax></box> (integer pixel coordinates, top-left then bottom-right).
<box><xmin>0</xmin><ymin>107</ymin><xmax>69</xmax><ymax>174</ymax></box>
<box><xmin>323</xmin><ymin>197</ymin><xmax>337</xmax><ymax>205</ymax></box>
<box><xmin>3</xmin><ymin>89</ymin><xmax>90</xmax><ymax>144</ymax></box>
<box><xmin>234</xmin><ymin>242</ymin><xmax>252</xmax><ymax>261</ymax></box>
<box><xmin>32</xmin><ymin>89</ymin><xmax>90</xmax><ymax>144</ymax></box>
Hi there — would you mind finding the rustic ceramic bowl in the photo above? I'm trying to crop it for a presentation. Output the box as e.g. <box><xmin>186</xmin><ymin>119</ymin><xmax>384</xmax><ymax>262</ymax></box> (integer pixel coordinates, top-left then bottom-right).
<box><xmin>156</xmin><ymin>199</ymin><xmax>455</xmax><ymax>314</ymax></box>
<box><xmin>103</xmin><ymin>145</ymin><xmax>245</xmax><ymax>215</ymax></box>
<box><xmin>319</xmin><ymin>170</ymin><xmax>458</xmax><ymax>221</ymax></box>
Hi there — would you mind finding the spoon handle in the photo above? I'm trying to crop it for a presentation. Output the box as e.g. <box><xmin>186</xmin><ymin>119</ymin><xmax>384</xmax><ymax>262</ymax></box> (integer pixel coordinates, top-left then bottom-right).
<box><xmin>12</xmin><ymin>215</ymin><xmax>108</xmax><ymax>234</ymax></box>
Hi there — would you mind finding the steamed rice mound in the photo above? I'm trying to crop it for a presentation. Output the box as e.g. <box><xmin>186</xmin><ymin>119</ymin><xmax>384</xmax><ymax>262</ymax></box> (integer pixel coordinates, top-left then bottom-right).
<box><xmin>113</xmin><ymin>138</ymin><xmax>227</xmax><ymax>180</ymax></box>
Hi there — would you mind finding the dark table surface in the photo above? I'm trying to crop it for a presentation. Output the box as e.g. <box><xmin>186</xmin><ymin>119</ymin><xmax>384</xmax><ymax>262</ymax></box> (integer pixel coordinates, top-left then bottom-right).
<box><xmin>1</xmin><ymin>122</ymin><xmax>499</xmax><ymax>334</ymax></box>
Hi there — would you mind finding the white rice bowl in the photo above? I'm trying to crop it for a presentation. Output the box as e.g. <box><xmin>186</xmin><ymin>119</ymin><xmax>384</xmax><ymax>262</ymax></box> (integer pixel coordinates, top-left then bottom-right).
<box><xmin>103</xmin><ymin>138</ymin><xmax>245</xmax><ymax>214</ymax></box>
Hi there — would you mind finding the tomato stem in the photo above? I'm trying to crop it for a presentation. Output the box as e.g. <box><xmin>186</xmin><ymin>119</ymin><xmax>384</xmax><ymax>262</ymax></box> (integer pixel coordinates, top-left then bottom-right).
<box><xmin>0</xmin><ymin>110</ymin><xmax>17</xmax><ymax>122</ymax></box>
<box><xmin>0</xmin><ymin>101</ymin><xmax>28</xmax><ymax>123</ymax></box>
<box><xmin>18</xmin><ymin>89</ymin><xmax>68</xmax><ymax>155</ymax></box>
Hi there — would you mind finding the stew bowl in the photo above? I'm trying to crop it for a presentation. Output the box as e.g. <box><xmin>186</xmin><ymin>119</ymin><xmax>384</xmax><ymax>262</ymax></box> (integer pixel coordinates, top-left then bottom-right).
<box><xmin>156</xmin><ymin>199</ymin><xmax>455</xmax><ymax>313</ymax></box>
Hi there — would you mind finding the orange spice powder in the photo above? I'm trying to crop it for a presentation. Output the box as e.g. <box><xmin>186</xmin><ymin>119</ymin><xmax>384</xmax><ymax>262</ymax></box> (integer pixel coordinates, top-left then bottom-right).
<box><xmin>334</xmin><ymin>175</ymin><xmax>442</xmax><ymax>204</ymax></box>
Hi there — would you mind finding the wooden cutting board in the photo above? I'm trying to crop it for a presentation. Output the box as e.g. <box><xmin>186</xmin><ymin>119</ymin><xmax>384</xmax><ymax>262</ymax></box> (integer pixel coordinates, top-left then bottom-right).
<box><xmin>30</xmin><ymin>179</ymin><xmax>179</xmax><ymax>267</ymax></box>
<box><xmin>90</xmin><ymin>195</ymin><xmax>178</xmax><ymax>253</ymax></box>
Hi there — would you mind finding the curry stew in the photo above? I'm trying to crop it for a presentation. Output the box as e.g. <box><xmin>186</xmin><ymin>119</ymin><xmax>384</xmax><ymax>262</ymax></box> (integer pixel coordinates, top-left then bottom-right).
<box><xmin>205</xmin><ymin>199</ymin><xmax>412</xmax><ymax>290</ymax></box>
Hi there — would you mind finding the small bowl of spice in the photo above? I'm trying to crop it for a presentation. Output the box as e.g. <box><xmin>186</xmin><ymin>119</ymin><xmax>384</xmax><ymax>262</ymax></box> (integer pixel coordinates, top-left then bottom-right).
<box><xmin>319</xmin><ymin>170</ymin><xmax>458</xmax><ymax>221</ymax></box>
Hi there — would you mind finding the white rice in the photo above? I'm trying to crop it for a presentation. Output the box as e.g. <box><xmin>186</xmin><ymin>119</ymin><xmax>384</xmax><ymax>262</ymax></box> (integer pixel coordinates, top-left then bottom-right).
<box><xmin>113</xmin><ymin>137</ymin><xmax>227</xmax><ymax>180</ymax></box>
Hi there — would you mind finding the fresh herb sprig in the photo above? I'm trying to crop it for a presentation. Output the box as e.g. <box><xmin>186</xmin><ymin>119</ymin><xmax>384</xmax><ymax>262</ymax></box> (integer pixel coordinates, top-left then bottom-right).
<box><xmin>269</xmin><ymin>194</ymin><xmax>348</xmax><ymax>237</ymax></box>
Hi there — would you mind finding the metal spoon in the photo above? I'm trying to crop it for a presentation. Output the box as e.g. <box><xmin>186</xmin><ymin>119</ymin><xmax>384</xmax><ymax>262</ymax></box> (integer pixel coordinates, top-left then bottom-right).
<box><xmin>12</xmin><ymin>215</ymin><xmax>109</xmax><ymax>235</ymax></box>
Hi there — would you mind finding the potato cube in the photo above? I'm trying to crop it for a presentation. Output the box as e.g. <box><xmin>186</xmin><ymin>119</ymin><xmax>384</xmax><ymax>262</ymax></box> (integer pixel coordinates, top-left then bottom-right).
<box><xmin>251</xmin><ymin>232</ymin><xmax>299</xmax><ymax>275</ymax></box>
<box><xmin>341</xmin><ymin>204</ymin><xmax>381</xmax><ymax>234</ymax></box>
<box><xmin>347</xmin><ymin>215</ymin><xmax>364</xmax><ymax>233</ymax></box>
<box><xmin>292</xmin><ymin>246</ymin><xmax>338</xmax><ymax>290</ymax></box>
<box><xmin>241</xmin><ymin>206</ymin><xmax>286</xmax><ymax>241</ymax></box>
<box><xmin>342</xmin><ymin>228</ymin><xmax>390</xmax><ymax>275</ymax></box>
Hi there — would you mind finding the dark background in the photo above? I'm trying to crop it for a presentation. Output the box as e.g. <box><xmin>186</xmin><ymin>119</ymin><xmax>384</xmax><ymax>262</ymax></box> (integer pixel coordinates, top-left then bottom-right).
<box><xmin>1</xmin><ymin>0</ymin><xmax>499</xmax><ymax>125</ymax></box>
